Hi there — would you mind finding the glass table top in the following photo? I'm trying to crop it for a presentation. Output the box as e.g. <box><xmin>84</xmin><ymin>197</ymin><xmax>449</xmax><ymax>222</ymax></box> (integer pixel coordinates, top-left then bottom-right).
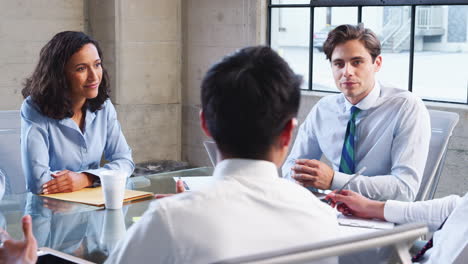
<box><xmin>0</xmin><ymin>167</ymin><xmax>214</xmax><ymax>263</ymax></box>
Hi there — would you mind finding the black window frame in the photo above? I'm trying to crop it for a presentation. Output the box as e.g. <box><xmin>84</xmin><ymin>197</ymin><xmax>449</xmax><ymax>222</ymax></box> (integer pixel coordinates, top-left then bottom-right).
<box><xmin>268</xmin><ymin>0</ymin><xmax>468</xmax><ymax>104</ymax></box>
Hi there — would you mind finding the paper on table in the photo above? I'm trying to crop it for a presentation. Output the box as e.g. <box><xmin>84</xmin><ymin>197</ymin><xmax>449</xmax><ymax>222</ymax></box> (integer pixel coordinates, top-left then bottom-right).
<box><xmin>40</xmin><ymin>187</ymin><xmax>154</xmax><ymax>207</ymax></box>
<box><xmin>173</xmin><ymin>176</ymin><xmax>214</xmax><ymax>191</ymax></box>
<box><xmin>337</xmin><ymin>213</ymin><xmax>395</xmax><ymax>230</ymax></box>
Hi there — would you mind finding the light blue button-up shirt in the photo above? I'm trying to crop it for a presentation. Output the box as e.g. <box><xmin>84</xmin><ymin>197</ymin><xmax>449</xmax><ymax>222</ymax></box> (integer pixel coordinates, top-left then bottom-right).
<box><xmin>21</xmin><ymin>96</ymin><xmax>135</xmax><ymax>194</ymax></box>
<box><xmin>282</xmin><ymin>82</ymin><xmax>431</xmax><ymax>201</ymax></box>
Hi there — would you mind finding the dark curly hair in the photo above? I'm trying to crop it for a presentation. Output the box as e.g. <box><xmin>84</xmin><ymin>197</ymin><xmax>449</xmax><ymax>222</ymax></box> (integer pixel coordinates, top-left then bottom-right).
<box><xmin>22</xmin><ymin>31</ymin><xmax>110</xmax><ymax>119</ymax></box>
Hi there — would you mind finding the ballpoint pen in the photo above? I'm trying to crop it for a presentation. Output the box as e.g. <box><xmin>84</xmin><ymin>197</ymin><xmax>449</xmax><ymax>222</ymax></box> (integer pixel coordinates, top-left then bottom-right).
<box><xmin>321</xmin><ymin>166</ymin><xmax>367</xmax><ymax>204</ymax></box>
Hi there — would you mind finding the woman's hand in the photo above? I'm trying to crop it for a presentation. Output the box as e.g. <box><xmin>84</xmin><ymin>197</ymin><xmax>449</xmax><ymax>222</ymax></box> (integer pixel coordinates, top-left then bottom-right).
<box><xmin>42</xmin><ymin>198</ymin><xmax>76</xmax><ymax>214</ymax></box>
<box><xmin>325</xmin><ymin>189</ymin><xmax>386</xmax><ymax>220</ymax></box>
<box><xmin>42</xmin><ymin>170</ymin><xmax>94</xmax><ymax>194</ymax></box>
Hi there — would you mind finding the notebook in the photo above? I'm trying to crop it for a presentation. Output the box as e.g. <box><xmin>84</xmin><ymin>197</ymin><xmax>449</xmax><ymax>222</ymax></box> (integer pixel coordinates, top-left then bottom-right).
<box><xmin>40</xmin><ymin>187</ymin><xmax>154</xmax><ymax>207</ymax></box>
<box><xmin>337</xmin><ymin>213</ymin><xmax>395</xmax><ymax>230</ymax></box>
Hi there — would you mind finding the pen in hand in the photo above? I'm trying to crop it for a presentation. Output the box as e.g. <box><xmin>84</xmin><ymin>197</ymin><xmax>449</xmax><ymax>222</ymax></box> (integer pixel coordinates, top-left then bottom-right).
<box><xmin>178</xmin><ymin>177</ymin><xmax>190</xmax><ymax>191</ymax></box>
<box><xmin>322</xmin><ymin>166</ymin><xmax>367</xmax><ymax>204</ymax></box>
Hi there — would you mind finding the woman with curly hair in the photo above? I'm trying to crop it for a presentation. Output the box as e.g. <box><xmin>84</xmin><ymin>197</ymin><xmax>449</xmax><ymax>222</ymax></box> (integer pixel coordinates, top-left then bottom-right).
<box><xmin>21</xmin><ymin>31</ymin><xmax>134</xmax><ymax>194</ymax></box>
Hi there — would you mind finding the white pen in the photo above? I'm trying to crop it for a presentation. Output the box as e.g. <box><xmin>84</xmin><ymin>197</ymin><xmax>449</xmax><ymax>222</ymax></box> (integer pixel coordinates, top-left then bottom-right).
<box><xmin>322</xmin><ymin>166</ymin><xmax>367</xmax><ymax>204</ymax></box>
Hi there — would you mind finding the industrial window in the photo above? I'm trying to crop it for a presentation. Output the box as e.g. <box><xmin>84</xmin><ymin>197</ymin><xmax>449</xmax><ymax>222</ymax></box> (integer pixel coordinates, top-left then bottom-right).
<box><xmin>269</xmin><ymin>0</ymin><xmax>468</xmax><ymax>104</ymax></box>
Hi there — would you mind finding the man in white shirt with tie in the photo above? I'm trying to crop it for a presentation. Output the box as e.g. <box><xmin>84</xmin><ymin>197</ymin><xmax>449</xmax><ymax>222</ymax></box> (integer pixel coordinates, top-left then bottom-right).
<box><xmin>282</xmin><ymin>24</ymin><xmax>431</xmax><ymax>201</ymax></box>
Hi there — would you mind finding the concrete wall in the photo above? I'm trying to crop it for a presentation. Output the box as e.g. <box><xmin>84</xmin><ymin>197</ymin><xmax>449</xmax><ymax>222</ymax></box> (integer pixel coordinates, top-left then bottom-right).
<box><xmin>88</xmin><ymin>0</ymin><xmax>182</xmax><ymax>163</ymax></box>
<box><xmin>0</xmin><ymin>0</ymin><xmax>85</xmax><ymax>110</ymax></box>
<box><xmin>181</xmin><ymin>0</ymin><xmax>267</xmax><ymax>165</ymax></box>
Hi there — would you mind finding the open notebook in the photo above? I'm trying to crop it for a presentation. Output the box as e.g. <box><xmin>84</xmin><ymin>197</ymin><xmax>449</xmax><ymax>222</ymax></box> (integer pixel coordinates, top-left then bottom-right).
<box><xmin>40</xmin><ymin>187</ymin><xmax>154</xmax><ymax>207</ymax></box>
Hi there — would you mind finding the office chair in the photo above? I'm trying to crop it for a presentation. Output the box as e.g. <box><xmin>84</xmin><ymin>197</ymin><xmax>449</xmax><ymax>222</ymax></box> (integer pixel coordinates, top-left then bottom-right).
<box><xmin>215</xmin><ymin>223</ymin><xmax>428</xmax><ymax>264</ymax></box>
<box><xmin>415</xmin><ymin>110</ymin><xmax>459</xmax><ymax>201</ymax></box>
<box><xmin>203</xmin><ymin>140</ymin><xmax>218</xmax><ymax>166</ymax></box>
<box><xmin>0</xmin><ymin>110</ymin><xmax>26</xmax><ymax>194</ymax></box>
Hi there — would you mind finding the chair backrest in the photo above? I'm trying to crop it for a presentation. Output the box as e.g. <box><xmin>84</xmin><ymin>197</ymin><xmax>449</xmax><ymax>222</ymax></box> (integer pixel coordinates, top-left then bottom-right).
<box><xmin>203</xmin><ymin>140</ymin><xmax>218</xmax><ymax>166</ymax></box>
<box><xmin>215</xmin><ymin>223</ymin><xmax>428</xmax><ymax>264</ymax></box>
<box><xmin>416</xmin><ymin>110</ymin><xmax>459</xmax><ymax>201</ymax></box>
<box><xmin>0</xmin><ymin>110</ymin><xmax>26</xmax><ymax>194</ymax></box>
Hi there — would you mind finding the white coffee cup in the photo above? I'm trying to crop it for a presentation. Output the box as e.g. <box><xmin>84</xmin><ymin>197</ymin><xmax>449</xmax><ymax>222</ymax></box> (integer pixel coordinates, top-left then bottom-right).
<box><xmin>99</xmin><ymin>170</ymin><xmax>127</xmax><ymax>209</ymax></box>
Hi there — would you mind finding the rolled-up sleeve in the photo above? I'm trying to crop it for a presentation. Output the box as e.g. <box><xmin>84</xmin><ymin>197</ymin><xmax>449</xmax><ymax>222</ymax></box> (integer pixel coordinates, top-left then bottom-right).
<box><xmin>384</xmin><ymin>195</ymin><xmax>461</xmax><ymax>231</ymax></box>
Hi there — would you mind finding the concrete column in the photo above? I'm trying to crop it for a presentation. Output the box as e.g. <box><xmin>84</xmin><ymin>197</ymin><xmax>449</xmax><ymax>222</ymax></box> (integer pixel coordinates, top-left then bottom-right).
<box><xmin>88</xmin><ymin>0</ymin><xmax>182</xmax><ymax>163</ymax></box>
<box><xmin>181</xmin><ymin>0</ymin><xmax>267</xmax><ymax>166</ymax></box>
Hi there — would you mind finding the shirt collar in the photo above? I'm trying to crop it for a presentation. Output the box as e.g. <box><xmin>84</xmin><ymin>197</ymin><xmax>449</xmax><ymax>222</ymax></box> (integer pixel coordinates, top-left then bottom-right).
<box><xmin>342</xmin><ymin>81</ymin><xmax>381</xmax><ymax>112</ymax></box>
<box><xmin>58</xmin><ymin>107</ymin><xmax>96</xmax><ymax>134</ymax></box>
<box><xmin>213</xmin><ymin>159</ymin><xmax>279</xmax><ymax>180</ymax></box>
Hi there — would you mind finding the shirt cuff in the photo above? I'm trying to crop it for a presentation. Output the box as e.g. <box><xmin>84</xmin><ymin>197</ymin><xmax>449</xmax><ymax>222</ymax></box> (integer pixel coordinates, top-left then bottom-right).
<box><xmin>81</xmin><ymin>170</ymin><xmax>103</xmax><ymax>187</ymax></box>
<box><xmin>383</xmin><ymin>200</ymin><xmax>406</xmax><ymax>223</ymax></box>
<box><xmin>331</xmin><ymin>171</ymin><xmax>351</xmax><ymax>190</ymax></box>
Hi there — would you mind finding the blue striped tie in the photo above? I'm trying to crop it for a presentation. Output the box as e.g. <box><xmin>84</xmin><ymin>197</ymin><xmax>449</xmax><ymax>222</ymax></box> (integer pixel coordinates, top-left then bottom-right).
<box><xmin>339</xmin><ymin>106</ymin><xmax>361</xmax><ymax>174</ymax></box>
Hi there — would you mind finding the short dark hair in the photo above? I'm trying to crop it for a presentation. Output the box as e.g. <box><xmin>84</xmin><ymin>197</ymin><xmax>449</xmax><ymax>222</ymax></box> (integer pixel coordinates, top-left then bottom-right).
<box><xmin>22</xmin><ymin>31</ymin><xmax>110</xmax><ymax>119</ymax></box>
<box><xmin>323</xmin><ymin>24</ymin><xmax>381</xmax><ymax>62</ymax></box>
<box><xmin>201</xmin><ymin>46</ymin><xmax>302</xmax><ymax>159</ymax></box>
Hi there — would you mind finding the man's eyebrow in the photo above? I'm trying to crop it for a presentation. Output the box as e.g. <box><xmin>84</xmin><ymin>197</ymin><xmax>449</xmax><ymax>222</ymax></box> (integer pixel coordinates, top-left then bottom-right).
<box><xmin>332</xmin><ymin>58</ymin><xmax>344</xmax><ymax>63</ymax></box>
<box><xmin>350</xmin><ymin>56</ymin><xmax>365</xmax><ymax>60</ymax></box>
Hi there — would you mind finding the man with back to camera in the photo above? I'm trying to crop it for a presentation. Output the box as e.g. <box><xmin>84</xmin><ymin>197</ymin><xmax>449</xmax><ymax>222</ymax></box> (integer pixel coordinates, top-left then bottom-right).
<box><xmin>104</xmin><ymin>46</ymin><xmax>339</xmax><ymax>263</ymax></box>
<box><xmin>282</xmin><ymin>24</ymin><xmax>431</xmax><ymax>201</ymax></box>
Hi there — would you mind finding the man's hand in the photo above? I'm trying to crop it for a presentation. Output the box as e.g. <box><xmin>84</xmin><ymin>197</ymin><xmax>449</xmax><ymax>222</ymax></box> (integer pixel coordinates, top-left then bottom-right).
<box><xmin>0</xmin><ymin>215</ymin><xmax>38</xmax><ymax>264</ymax></box>
<box><xmin>154</xmin><ymin>179</ymin><xmax>186</xmax><ymax>199</ymax></box>
<box><xmin>291</xmin><ymin>159</ymin><xmax>335</xmax><ymax>190</ymax></box>
<box><xmin>42</xmin><ymin>170</ymin><xmax>94</xmax><ymax>194</ymax></box>
<box><xmin>325</xmin><ymin>189</ymin><xmax>385</xmax><ymax>220</ymax></box>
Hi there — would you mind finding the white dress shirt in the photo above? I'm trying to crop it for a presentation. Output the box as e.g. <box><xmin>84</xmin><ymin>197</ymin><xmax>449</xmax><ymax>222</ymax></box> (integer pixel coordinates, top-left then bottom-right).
<box><xmin>282</xmin><ymin>82</ymin><xmax>431</xmax><ymax>201</ymax></box>
<box><xmin>384</xmin><ymin>193</ymin><xmax>467</xmax><ymax>264</ymax></box>
<box><xmin>107</xmin><ymin>159</ymin><xmax>339</xmax><ymax>264</ymax></box>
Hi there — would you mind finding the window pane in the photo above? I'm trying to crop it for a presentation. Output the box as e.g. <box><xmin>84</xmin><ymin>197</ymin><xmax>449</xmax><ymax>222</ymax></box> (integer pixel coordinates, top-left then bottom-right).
<box><xmin>312</xmin><ymin>7</ymin><xmax>358</xmax><ymax>92</ymax></box>
<box><xmin>270</xmin><ymin>7</ymin><xmax>310</xmax><ymax>89</ymax></box>
<box><xmin>271</xmin><ymin>0</ymin><xmax>310</xmax><ymax>5</ymax></box>
<box><xmin>362</xmin><ymin>6</ymin><xmax>411</xmax><ymax>91</ymax></box>
<box><xmin>413</xmin><ymin>5</ymin><xmax>468</xmax><ymax>103</ymax></box>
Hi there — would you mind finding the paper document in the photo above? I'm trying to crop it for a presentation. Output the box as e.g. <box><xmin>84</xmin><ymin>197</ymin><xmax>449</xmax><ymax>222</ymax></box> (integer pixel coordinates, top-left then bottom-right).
<box><xmin>41</xmin><ymin>187</ymin><xmax>154</xmax><ymax>207</ymax></box>
<box><xmin>337</xmin><ymin>213</ymin><xmax>395</xmax><ymax>230</ymax></box>
<box><xmin>173</xmin><ymin>176</ymin><xmax>214</xmax><ymax>191</ymax></box>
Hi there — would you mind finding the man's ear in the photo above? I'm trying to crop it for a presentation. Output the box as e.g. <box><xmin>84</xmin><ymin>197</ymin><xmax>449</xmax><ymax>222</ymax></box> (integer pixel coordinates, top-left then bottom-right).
<box><xmin>279</xmin><ymin>118</ymin><xmax>297</xmax><ymax>148</ymax></box>
<box><xmin>199</xmin><ymin>110</ymin><xmax>212</xmax><ymax>138</ymax></box>
<box><xmin>374</xmin><ymin>55</ymin><xmax>382</xmax><ymax>72</ymax></box>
